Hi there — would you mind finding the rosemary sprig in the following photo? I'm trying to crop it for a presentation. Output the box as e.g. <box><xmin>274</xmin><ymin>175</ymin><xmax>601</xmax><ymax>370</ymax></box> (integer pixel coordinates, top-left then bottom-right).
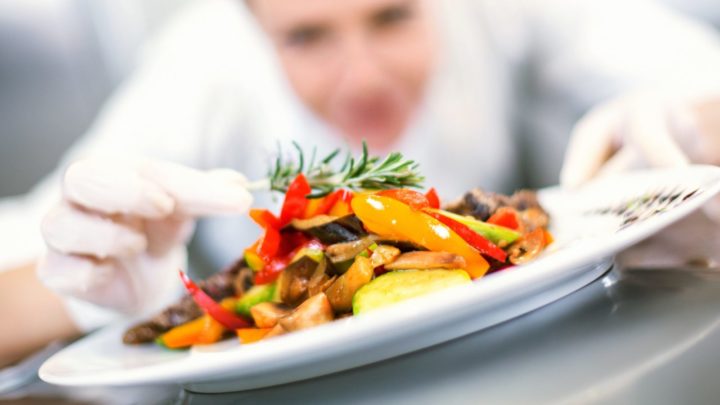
<box><xmin>248</xmin><ymin>141</ymin><xmax>424</xmax><ymax>197</ymax></box>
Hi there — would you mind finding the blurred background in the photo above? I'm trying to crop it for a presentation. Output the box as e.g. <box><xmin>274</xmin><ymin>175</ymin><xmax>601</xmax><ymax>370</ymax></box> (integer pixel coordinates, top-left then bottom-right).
<box><xmin>0</xmin><ymin>0</ymin><xmax>719</xmax><ymax>198</ymax></box>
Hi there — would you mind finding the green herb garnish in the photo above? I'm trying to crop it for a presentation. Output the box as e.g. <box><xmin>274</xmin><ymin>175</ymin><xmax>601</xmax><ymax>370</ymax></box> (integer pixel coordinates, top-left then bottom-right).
<box><xmin>248</xmin><ymin>141</ymin><xmax>424</xmax><ymax>197</ymax></box>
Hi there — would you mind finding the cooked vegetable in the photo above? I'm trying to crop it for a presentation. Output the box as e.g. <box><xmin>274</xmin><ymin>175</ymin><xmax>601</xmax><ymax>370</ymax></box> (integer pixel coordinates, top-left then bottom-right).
<box><xmin>368</xmin><ymin>235</ymin><xmax>426</xmax><ymax>252</ymax></box>
<box><xmin>250</xmin><ymin>302</ymin><xmax>291</xmax><ymax>328</ymax></box>
<box><xmin>244</xmin><ymin>247</ymin><xmax>265</xmax><ymax>272</ymax></box>
<box><xmin>306</xmin><ymin>257</ymin><xmax>336</xmax><ymax>296</ymax></box>
<box><xmin>237</xmin><ymin>328</ymin><xmax>273</xmax><ymax>345</ymax></box>
<box><xmin>427</xmin><ymin>209</ymin><xmax>520</xmax><ymax>246</ymax></box>
<box><xmin>264</xmin><ymin>324</ymin><xmax>287</xmax><ymax>339</ymax></box>
<box><xmin>353</xmin><ymin>270</ymin><xmax>471</xmax><ymax>315</ymax></box>
<box><xmin>384</xmin><ymin>251</ymin><xmax>466</xmax><ymax>270</ymax></box>
<box><xmin>125</xmin><ymin>144</ymin><xmax>552</xmax><ymax>349</ymax></box>
<box><xmin>425</xmin><ymin>187</ymin><xmax>441</xmax><ymax>209</ymax></box>
<box><xmin>156</xmin><ymin>316</ymin><xmax>205</xmax><ymax>349</ymax></box>
<box><xmin>235</xmin><ymin>283</ymin><xmax>277</xmax><ymax>317</ymax></box>
<box><xmin>157</xmin><ymin>314</ymin><xmax>225</xmax><ymax>349</ymax></box>
<box><xmin>369</xmin><ymin>245</ymin><xmax>401</xmax><ymax>268</ymax></box>
<box><xmin>277</xmin><ymin>256</ymin><xmax>321</xmax><ymax>306</ymax></box>
<box><xmin>252</xmin><ymin>233</ymin><xmax>322</xmax><ymax>285</ymax></box>
<box><xmin>508</xmin><ymin>228</ymin><xmax>547</xmax><ymax>264</ymax></box>
<box><xmin>326</xmin><ymin>256</ymin><xmax>375</xmax><ymax>312</ymax></box>
<box><xmin>325</xmin><ymin>238</ymin><xmax>375</xmax><ymax>273</ymax></box>
<box><xmin>304</xmin><ymin>189</ymin><xmax>354</xmax><ymax>218</ymax></box>
<box><xmin>377</xmin><ymin>189</ymin><xmax>432</xmax><ymax>210</ymax></box>
<box><xmin>279</xmin><ymin>293</ymin><xmax>334</xmax><ymax>332</ymax></box>
<box><xmin>179</xmin><ymin>271</ymin><xmax>251</xmax><ymax>330</ymax></box>
<box><xmin>233</xmin><ymin>267</ymin><xmax>255</xmax><ymax>297</ymax></box>
<box><xmin>279</xmin><ymin>173</ymin><xmax>312</xmax><ymax>226</ymax></box>
<box><xmin>486</xmin><ymin>207</ymin><xmax>520</xmax><ymax>230</ymax></box>
<box><xmin>352</xmin><ymin>194</ymin><xmax>489</xmax><ymax>278</ymax></box>
<box><xmin>289</xmin><ymin>247</ymin><xmax>324</xmax><ymax>264</ymax></box>
<box><xmin>289</xmin><ymin>215</ymin><xmax>366</xmax><ymax>244</ymax></box>
<box><xmin>423</xmin><ymin>210</ymin><xmax>507</xmax><ymax>262</ymax></box>
<box><xmin>249</xmin><ymin>208</ymin><xmax>282</xmax><ymax>230</ymax></box>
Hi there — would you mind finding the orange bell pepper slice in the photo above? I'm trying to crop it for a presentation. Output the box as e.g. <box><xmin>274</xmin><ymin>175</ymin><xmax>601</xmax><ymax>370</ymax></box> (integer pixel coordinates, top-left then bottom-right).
<box><xmin>158</xmin><ymin>315</ymin><xmax>224</xmax><ymax>349</ymax></box>
<box><xmin>237</xmin><ymin>328</ymin><xmax>272</xmax><ymax>344</ymax></box>
<box><xmin>351</xmin><ymin>194</ymin><xmax>489</xmax><ymax>278</ymax></box>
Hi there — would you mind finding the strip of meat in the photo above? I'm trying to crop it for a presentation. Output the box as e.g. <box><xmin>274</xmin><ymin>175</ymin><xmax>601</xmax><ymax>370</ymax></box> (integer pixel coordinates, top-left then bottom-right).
<box><xmin>122</xmin><ymin>260</ymin><xmax>252</xmax><ymax>344</ymax></box>
<box><xmin>443</xmin><ymin>189</ymin><xmax>548</xmax><ymax>230</ymax></box>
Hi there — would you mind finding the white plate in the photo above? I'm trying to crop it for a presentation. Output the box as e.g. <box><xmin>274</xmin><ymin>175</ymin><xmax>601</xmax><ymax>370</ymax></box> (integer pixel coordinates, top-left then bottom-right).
<box><xmin>40</xmin><ymin>165</ymin><xmax>720</xmax><ymax>393</ymax></box>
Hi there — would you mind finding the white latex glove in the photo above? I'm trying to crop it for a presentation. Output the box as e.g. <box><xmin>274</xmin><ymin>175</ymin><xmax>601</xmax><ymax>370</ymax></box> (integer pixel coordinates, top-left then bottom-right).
<box><xmin>37</xmin><ymin>157</ymin><xmax>253</xmax><ymax>316</ymax></box>
<box><xmin>560</xmin><ymin>91</ymin><xmax>720</xmax><ymax>222</ymax></box>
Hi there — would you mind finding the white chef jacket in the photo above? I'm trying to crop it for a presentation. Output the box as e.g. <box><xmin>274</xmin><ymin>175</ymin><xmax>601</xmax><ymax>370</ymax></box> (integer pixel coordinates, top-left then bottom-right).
<box><xmin>2</xmin><ymin>0</ymin><xmax>720</xmax><ymax>328</ymax></box>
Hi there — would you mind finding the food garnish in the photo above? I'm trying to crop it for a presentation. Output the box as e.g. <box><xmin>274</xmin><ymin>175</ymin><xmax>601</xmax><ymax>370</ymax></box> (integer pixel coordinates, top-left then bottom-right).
<box><xmin>248</xmin><ymin>141</ymin><xmax>424</xmax><ymax>197</ymax></box>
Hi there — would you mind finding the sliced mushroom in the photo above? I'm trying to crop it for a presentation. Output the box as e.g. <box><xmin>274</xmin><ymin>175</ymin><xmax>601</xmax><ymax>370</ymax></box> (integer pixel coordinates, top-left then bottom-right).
<box><xmin>277</xmin><ymin>256</ymin><xmax>320</xmax><ymax>306</ymax></box>
<box><xmin>370</xmin><ymin>245</ymin><xmax>401</xmax><ymax>268</ymax></box>
<box><xmin>233</xmin><ymin>267</ymin><xmax>255</xmax><ymax>297</ymax></box>
<box><xmin>326</xmin><ymin>256</ymin><xmax>374</xmax><ymax>313</ymax></box>
<box><xmin>250</xmin><ymin>302</ymin><xmax>292</xmax><ymax>328</ymax></box>
<box><xmin>289</xmin><ymin>215</ymin><xmax>366</xmax><ymax>244</ymax></box>
<box><xmin>325</xmin><ymin>238</ymin><xmax>375</xmax><ymax>264</ymax></box>
<box><xmin>384</xmin><ymin>251</ymin><xmax>466</xmax><ymax>270</ymax></box>
<box><xmin>306</xmin><ymin>258</ymin><xmax>334</xmax><ymax>296</ymax></box>
<box><xmin>508</xmin><ymin>228</ymin><xmax>546</xmax><ymax>264</ymax></box>
<box><xmin>278</xmin><ymin>293</ymin><xmax>334</xmax><ymax>332</ymax></box>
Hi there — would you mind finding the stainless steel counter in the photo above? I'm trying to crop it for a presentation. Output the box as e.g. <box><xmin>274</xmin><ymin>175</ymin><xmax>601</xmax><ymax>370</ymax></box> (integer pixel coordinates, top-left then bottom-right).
<box><xmin>4</xmin><ymin>265</ymin><xmax>720</xmax><ymax>404</ymax></box>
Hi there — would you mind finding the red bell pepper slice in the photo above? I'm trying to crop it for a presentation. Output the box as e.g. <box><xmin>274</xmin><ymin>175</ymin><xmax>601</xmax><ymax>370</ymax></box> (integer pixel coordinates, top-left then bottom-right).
<box><xmin>279</xmin><ymin>174</ymin><xmax>312</xmax><ymax>226</ymax></box>
<box><xmin>249</xmin><ymin>208</ymin><xmax>281</xmax><ymax>230</ymax></box>
<box><xmin>425</xmin><ymin>188</ymin><xmax>440</xmax><ymax>209</ymax></box>
<box><xmin>256</xmin><ymin>226</ymin><xmax>281</xmax><ymax>262</ymax></box>
<box><xmin>254</xmin><ymin>257</ymin><xmax>289</xmax><ymax>285</ymax></box>
<box><xmin>253</xmin><ymin>235</ymin><xmax>324</xmax><ymax>285</ymax></box>
<box><xmin>178</xmin><ymin>271</ymin><xmax>251</xmax><ymax>329</ymax></box>
<box><xmin>424</xmin><ymin>210</ymin><xmax>507</xmax><ymax>262</ymax></box>
<box><xmin>317</xmin><ymin>189</ymin><xmax>351</xmax><ymax>215</ymax></box>
<box><xmin>378</xmin><ymin>189</ymin><xmax>430</xmax><ymax>210</ymax></box>
<box><xmin>487</xmin><ymin>207</ymin><xmax>520</xmax><ymax>230</ymax></box>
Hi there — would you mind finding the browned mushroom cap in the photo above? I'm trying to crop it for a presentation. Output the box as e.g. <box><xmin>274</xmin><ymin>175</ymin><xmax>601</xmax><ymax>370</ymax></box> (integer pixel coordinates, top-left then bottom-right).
<box><xmin>233</xmin><ymin>267</ymin><xmax>255</xmax><ymax>297</ymax></box>
<box><xmin>278</xmin><ymin>293</ymin><xmax>334</xmax><ymax>332</ymax></box>
<box><xmin>277</xmin><ymin>256</ymin><xmax>321</xmax><ymax>306</ymax></box>
<box><xmin>250</xmin><ymin>302</ymin><xmax>292</xmax><ymax>328</ymax></box>
<box><xmin>325</xmin><ymin>256</ymin><xmax>374</xmax><ymax>313</ymax></box>
<box><xmin>384</xmin><ymin>251</ymin><xmax>466</xmax><ymax>270</ymax></box>
<box><xmin>306</xmin><ymin>258</ymin><xmax>336</xmax><ymax>297</ymax></box>
<box><xmin>508</xmin><ymin>228</ymin><xmax>547</xmax><ymax>265</ymax></box>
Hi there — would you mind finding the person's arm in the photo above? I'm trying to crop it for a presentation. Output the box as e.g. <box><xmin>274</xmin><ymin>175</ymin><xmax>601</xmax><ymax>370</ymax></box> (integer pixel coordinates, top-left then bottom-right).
<box><xmin>0</xmin><ymin>0</ymin><xmax>267</xmax><ymax>362</ymax></box>
<box><xmin>0</xmin><ymin>263</ymin><xmax>79</xmax><ymax>368</ymax></box>
<box><xmin>491</xmin><ymin>0</ymin><xmax>720</xmax><ymax>186</ymax></box>
<box><xmin>537</xmin><ymin>0</ymin><xmax>720</xmax><ymax>177</ymax></box>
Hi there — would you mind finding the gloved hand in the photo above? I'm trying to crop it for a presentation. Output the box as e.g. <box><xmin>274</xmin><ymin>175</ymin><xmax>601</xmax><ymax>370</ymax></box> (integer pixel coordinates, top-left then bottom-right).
<box><xmin>560</xmin><ymin>91</ymin><xmax>720</xmax><ymax>221</ymax></box>
<box><xmin>37</xmin><ymin>156</ymin><xmax>253</xmax><ymax>316</ymax></box>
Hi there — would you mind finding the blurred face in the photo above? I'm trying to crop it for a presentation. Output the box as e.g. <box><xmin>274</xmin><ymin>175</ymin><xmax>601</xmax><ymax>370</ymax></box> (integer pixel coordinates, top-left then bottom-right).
<box><xmin>251</xmin><ymin>0</ymin><xmax>437</xmax><ymax>148</ymax></box>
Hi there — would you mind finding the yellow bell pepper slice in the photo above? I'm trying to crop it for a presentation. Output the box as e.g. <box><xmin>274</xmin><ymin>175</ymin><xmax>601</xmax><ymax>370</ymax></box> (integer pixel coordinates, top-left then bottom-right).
<box><xmin>351</xmin><ymin>194</ymin><xmax>489</xmax><ymax>278</ymax></box>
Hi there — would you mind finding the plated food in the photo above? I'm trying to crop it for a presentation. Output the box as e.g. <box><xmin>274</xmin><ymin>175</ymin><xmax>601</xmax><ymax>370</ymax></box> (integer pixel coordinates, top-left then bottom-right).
<box><xmin>123</xmin><ymin>145</ymin><xmax>551</xmax><ymax>349</ymax></box>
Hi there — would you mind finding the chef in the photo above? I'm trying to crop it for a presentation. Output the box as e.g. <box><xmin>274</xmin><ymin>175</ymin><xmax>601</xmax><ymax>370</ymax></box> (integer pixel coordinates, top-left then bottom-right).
<box><xmin>2</xmin><ymin>0</ymin><xmax>720</xmax><ymax>367</ymax></box>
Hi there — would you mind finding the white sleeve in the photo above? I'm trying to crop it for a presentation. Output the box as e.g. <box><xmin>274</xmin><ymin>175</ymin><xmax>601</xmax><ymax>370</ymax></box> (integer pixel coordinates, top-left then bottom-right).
<box><xmin>0</xmin><ymin>0</ymin><xmax>266</xmax><ymax>271</ymax></box>
<box><xmin>522</xmin><ymin>0</ymin><xmax>720</xmax><ymax>108</ymax></box>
